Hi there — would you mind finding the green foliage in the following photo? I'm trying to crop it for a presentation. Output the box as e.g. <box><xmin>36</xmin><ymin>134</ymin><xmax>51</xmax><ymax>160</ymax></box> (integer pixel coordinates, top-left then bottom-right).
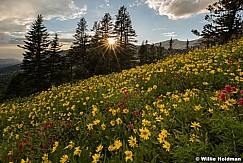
<box><xmin>17</xmin><ymin>14</ymin><xmax>50</xmax><ymax>91</ymax></box>
<box><xmin>192</xmin><ymin>0</ymin><xmax>243</xmax><ymax>45</ymax></box>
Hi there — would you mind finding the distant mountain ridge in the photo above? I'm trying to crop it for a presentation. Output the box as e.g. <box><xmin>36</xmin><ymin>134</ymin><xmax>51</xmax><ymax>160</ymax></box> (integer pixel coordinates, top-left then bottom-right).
<box><xmin>0</xmin><ymin>58</ymin><xmax>21</xmax><ymax>68</ymax></box>
<box><xmin>154</xmin><ymin>38</ymin><xmax>202</xmax><ymax>49</ymax></box>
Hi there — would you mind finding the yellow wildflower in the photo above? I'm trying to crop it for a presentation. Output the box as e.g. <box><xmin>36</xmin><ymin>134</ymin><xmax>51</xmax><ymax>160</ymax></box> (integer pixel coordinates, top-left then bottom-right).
<box><xmin>93</xmin><ymin>119</ymin><xmax>101</xmax><ymax>125</ymax></box>
<box><xmin>51</xmin><ymin>141</ymin><xmax>59</xmax><ymax>153</ymax></box>
<box><xmin>163</xmin><ymin>140</ymin><xmax>171</xmax><ymax>152</ymax></box>
<box><xmin>139</xmin><ymin>127</ymin><xmax>151</xmax><ymax>140</ymax></box>
<box><xmin>113</xmin><ymin>140</ymin><xmax>122</xmax><ymax>150</ymax></box>
<box><xmin>92</xmin><ymin>153</ymin><xmax>100</xmax><ymax>163</ymax></box>
<box><xmin>110</xmin><ymin>120</ymin><xmax>115</xmax><ymax>126</ymax></box>
<box><xmin>101</xmin><ymin>123</ymin><xmax>106</xmax><ymax>130</ymax></box>
<box><xmin>194</xmin><ymin>105</ymin><xmax>202</xmax><ymax>111</ymax></box>
<box><xmin>189</xmin><ymin>134</ymin><xmax>198</xmax><ymax>142</ymax></box>
<box><xmin>87</xmin><ymin>123</ymin><xmax>94</xmax><ymax>130</ymax></box>
<box><xmin>124</xmin><ymin>150</ymin><xmax>133</xmax><ymax>162</ymax></box>
<box><xmin>128</xmin><ymin>135</ymin><xmax>138</xmax><ymax>148</ymax></box>
<box><xmin>116</xmin><ymin>118</ymin><xmax>123</xmax><ymax>125</ymax></box>
<box><xmin>64</xmin><ymin>140</ymin><xmax>75</xmax><ymax>150</ymax></box>
<box><xmin>190</xmin><ymin>122</ymin><xmax>201</xmax><ymax>130</ymax></box>
<box><xmin>73</xmin><ymin>146</ymin><xmax>82</xmax><ymax>156</ymax></box>
<box><xmin>95</xmin><ymin>144</ymin><xmax>103</xmax><ymax>153</ymax></box>
<box><xmin>60</xmin><ymin>154</ymin><xmax>68</xmax><ymax>163</ymax></box>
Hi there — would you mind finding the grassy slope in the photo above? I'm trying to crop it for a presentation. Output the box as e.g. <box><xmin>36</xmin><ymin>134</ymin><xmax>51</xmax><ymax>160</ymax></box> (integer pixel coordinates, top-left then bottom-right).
<box><xmin>1</xmin><ymin>38</ymin><xmax>243</xmax><ymax>162</ymax></box>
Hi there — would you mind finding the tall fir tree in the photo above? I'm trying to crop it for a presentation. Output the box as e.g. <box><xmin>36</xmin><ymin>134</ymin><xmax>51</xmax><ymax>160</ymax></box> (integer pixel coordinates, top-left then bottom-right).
<box><xmin>18</xmin><ymin>14</ymin><xmax>50</xmax><ymax>92</ymax></box>
<box><xmin>192</xmin><ymin>0</ymin><xmax>242</xmax><ymax>45</ymax></box>
<box><xmin>138</xmin><ymin>40</ymin><xmax>148</xmax><ymax>65</ymax></box>
<box><xmin>169</xmin><ymin>37</ymin><xmax>174</xmax><ymax>55</ymax></box>
<box><xmin>48</xmin><ymin>33</ymin><xmax>63</xmax><ymax>85</ymax></box>
<box><xmin>114</xmin><ymin>6</ymin><xmax>136</xmax><ymax>45</ymax></box>
<box><xmin>68</xmin><ymin>17</ymin><xmax>90</xmax><ymax>79</ymax></box>
<box><xmin>113</xmin><ymin>6</ymin><xmax>137</xmax><ymax>70</ymax></box>
<box><xmin>186</xmin><ymin>39</ymin><xmax>190</xmax><ymax>51</ymax></box>
<box><xmin>101</xmin><ymin>13</ymin><xmax>113</xmax><ymax>38</ymax></box>
<box><xmin>94</xmin><ymin>13</ymin><xmax>118</xmax><ymax>74</ymax></box>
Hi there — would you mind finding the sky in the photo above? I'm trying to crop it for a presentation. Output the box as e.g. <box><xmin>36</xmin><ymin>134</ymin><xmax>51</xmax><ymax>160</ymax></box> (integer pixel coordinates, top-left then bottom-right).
<box><xmin>0</xmin><ymin>0</ymin><xmax>218</xmax><ymax>60</ymax></box>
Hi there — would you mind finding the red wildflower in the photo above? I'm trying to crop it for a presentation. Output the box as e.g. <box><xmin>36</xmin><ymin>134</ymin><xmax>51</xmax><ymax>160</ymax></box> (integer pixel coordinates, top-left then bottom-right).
<box><xmin>219</xmin><ymin>92</ymin><xmax>226</xmax><ymax>101</ymax></box>
<box><xmin>240</xmin><ymin>90</ymin><xmax>243</xmax><ymax>94</ymax></box>
<box><xmin>18</xmin><ymin>141</ymin><xmax>23</xmax><ymax>150</ymax></box>
<box><xmin>225</xmin><ymin>85</ymin><xmax>232</xmax><ymax>93</ymax></box>
<box><xmin>40</xmin><ymin>126</ymin><xmax>45</xmax><ymax>132</ymax></box>
<box><xmin>238</xmin><ymin>98</ymin><xmax>243</xmax><ymax>106</ymax></box>
<box><xmin>134</xmin><ymin>109</ymin><xmax>139</xmax><ymax>116</ymax></box>
<box><xmin>7</xmin><ymin>152</ymin><xmax>12</xmax><ymax>160</ymax></box>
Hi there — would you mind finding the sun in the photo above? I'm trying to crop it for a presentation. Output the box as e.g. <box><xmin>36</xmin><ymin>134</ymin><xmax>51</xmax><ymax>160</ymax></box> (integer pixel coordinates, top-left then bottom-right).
<box><xmin>107</xmin><ymin>37</ymin><xmax>116</xmax><ymax>45</ymax></box>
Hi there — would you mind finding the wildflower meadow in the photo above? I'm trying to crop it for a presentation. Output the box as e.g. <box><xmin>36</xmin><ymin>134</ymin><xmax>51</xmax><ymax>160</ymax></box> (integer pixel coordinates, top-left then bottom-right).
<box><xmin>1</xmin><ymin>38</ymin><xmax>243</xmax><ymax>162</ymax></box>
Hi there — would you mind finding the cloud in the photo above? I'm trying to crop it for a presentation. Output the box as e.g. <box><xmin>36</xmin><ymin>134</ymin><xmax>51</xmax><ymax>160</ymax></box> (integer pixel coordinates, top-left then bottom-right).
<box><xmin>0</xmin><ymin>0</ymin><xmax>87</xmax><ymax>45</ymax></box>
<box><xmin>0</xmin><ymin>0</ymin><xmax>87</xmax><ymax>23</ymax></box>
<box><xmin>163</xmin><ymin>32</ymin><xmax>177</xmax><ymax>37</ymax></box>
<box><xmin>129</xmin><ymin>0</ymin><xmax>145</xmax><ymax>7</ymax></box>
<box><xmin>152</xmin><ymin>27</ymin><xmax>166</xmax><ymax>31</ymax></box>
<box><xmin>99</xmin><ymin>0</ymin><xmax>110</xmax><ymax>8</ymax></box>
<box><xmin>145</xmin><ymin>0</ymin><xmax>218</xmax><ymax>19</ymax></box>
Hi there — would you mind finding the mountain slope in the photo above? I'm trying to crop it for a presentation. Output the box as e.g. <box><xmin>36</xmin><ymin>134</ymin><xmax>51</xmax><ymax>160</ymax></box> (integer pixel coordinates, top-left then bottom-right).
<box><xmin>0</xmin><ymin>38</ymin><xmax>243</xmax><ymax>162</ymax></box>
<box><xmin>0</xmin><ymin>58</ymin><xmax>21</xmax><ymax>68</ymax></box>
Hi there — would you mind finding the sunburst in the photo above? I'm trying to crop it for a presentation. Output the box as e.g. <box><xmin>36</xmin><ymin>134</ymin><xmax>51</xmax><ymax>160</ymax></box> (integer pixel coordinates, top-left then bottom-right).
<box><xmin>107</xmin><ymin>37</ymin><xmax>116</xmax><ymax>45</ymax></box>
<box><xmin>98</xmin><ymin>37</ymin><xmax>121</xmax><ymax>71</ymax></box>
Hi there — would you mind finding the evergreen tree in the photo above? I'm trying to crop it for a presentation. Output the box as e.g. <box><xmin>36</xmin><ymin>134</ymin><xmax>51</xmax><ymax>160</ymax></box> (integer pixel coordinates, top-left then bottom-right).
<box><xmin>186</xmin><ymin>39</ymin><xmax>190</xmax><ymax>50</ymax></box>
<box><xmin>18</xmin><ymin>14</ymin><xmax>50</xmax><ymax>92</ymax></box>
<box><xmin>48</xmin><ymin>33</ymin><xmax>63</xmax><ymax>85</ymax></box>
<box><xmin>169</xmin><ymin>37</ymin><xmax>174</xmax><ymax>55</ymax></box>
<box><xmin>149</xmin><ymin>44</ymin><xmax>157</xmax><ymax>63</ymax></box>
<box><xmin>157</xmin><ymin>42</ymin><xmax>164</xmax><ymax>60</ymax></box>
<box><xmin>101</xmin><ymin>13</ymin><xmax>113</xmax><ymax>38</ymax></box>
<box><xmin>192</xmin><ymin>0</ymin><xmax>243</xmax><ymax>45</ymax></box>
<box><xmin>113</xmin><ymin>6</ymin><xmax>137</xmax><ymax>70</ymax></box>
<box><xmin>69</xmin><ymin>17</ymin><xmax>90</xmax><ymax>79</ymax></box>
<box><xmin>138</xmin><ymin>40</ymin><xmax>148</xmax><ymax>65</ymax></box>
<box><xmin>114</xmin><ymin>6</ymin><xmax>137</xmax><ymax>45</ymax></box>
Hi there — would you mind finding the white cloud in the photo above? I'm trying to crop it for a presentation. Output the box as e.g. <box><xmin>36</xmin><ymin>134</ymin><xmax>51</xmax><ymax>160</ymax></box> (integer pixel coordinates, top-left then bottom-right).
<box><xmin>129</xmin><ymin>0</ymin><xmax>145</xmax><ymax>7</ymax></box>
<box><xmin>152</xmin><ymin>27</ymin><xmax>166</xmax><ymax>31</ymax></box>
<box><xmin>163</xmin><ymin>32</ymin><xmax>177</xmax><ymax>37</ymax></box>
<box><xmin>145</xmin><ymin>0</ymin><xmax>218</xmax><ymax>19</ymax></box>
<box><xmin>0</xmin><ymin>0</ymin><xmax>87</xmax><ymax>23</ymax></box>
<box><xmin>0</xmin><ymin>0</ymin><xmax>87</xmax><ymax>45</ymax></box>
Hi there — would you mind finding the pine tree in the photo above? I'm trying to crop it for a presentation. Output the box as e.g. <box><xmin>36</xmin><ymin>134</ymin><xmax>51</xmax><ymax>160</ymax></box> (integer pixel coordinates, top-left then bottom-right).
<box><xmin>192</xmin><ymin>0</ymin><xmax>242</xmax><ymax>45</ymax></box>
<box><xmin>18</xmin><ymin>14</ymin><xmax>50</xmax><ymax>92</ymax></box>
<box><xmin>69</xmin><ymin>17</ymin><xmax>90</xmax><ymax>79</ymax></box>
<box><xmin>169</xmin><ymin>37</ymin><xmax>174</xmax><ymax>55</ymax></box>
<box><xmin>113</xmin><ymin>6</ymin><xmax>137</xmax><ymax>70</ymax></box>
<box><xmin>114</xmin><ymin>6</ymin><xmax>137</xmax><ymax>45</ymax></box>
<box><xmin>138</xmin><ymin>40</ymin><xmax>148</xmax><ymax>65</ymax></box>
<box><xmin>157</xmin><ymin>42</ymin><xmax>164</xmax><ymax>60</ymax></box>
<box><xmin>101</xmin><ymin>13</ymin><xmax>113</xmax><ymax>38</ymax></box>
<box><xmin>48</xmin><ymin>33</ymin><xmax>63</xmax><ymax>85</ymax></box>
<box><xmin>186</xmin><ymin>39</ymin><xmax>190</xmax><ymax>50</ymax></box>
<box><xmin>90</xmin><ymin>13</ymin><xmax>120</xmax><ymax>75</ymax></box>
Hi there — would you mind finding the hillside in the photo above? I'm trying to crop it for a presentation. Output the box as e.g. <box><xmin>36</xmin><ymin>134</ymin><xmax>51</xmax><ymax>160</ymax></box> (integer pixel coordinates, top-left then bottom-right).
<box><xmin>0</xmin><ymin>64</ymin><xmax>21</xmax><ymax>95</ymax></box>
<box><xmin>0</xmin><ymin>58</ymin><xmax>21</xmax><ymax>68</ymax></box>
<box><xmin>0</xmin><ymin>38</ymin><xmax>243</xmax><ymax>162</ymax></box>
